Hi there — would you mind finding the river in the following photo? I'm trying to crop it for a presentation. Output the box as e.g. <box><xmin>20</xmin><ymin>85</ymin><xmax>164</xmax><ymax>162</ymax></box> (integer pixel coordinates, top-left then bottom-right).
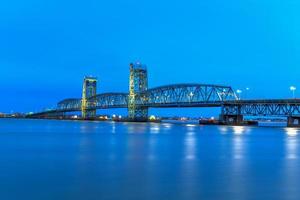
<box><xmin>0</xmin><ymin>119</ymin><xmax>299</xmax><ymax>200</ymax></box>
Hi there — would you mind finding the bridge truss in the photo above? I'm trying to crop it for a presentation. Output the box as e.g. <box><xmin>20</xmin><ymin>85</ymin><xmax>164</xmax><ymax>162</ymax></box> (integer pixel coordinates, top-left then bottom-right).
<box><xmin>137</xmin><ymin>84</ymin><xmax>237</xmax><ymax>107</ymax></box>
<box><xmin>32</xmin><ymin>84</ymin><xmax>237</xmax><ymax>117</ymax></box>
<box><xmin>222</xmin><ymin>99</ymin><xmax>300</xmax><ymax>117</ymax></box>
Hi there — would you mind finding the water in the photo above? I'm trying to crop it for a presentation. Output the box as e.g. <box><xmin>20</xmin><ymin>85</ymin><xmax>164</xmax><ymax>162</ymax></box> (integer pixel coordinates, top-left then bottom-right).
<box><xmin>0</xmin><ymin>119</ymin><xmax>300</xmax><ymax>200</ymax></box>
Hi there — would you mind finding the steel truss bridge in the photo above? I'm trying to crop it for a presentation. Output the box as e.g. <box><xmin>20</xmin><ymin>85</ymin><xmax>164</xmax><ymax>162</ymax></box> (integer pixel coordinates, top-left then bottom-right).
<box><xmin>28</xmin><ymin>62</ymin><xmax>300</xmax><ymax>127</ymax></box>
<box><xmin>56</xmin><ymin>84</ymin><xmax>237</xmax><ymax>110</ymax></box>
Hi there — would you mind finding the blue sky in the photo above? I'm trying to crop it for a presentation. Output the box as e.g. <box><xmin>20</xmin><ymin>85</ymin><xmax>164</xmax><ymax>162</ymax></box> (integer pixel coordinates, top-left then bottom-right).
<box><xmin>1</xmin><ymin>0</ymin><xmax>300</xmax><ymax>116</ymax></box>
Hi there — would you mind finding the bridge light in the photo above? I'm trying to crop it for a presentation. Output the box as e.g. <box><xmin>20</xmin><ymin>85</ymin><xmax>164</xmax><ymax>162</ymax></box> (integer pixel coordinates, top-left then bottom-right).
<box><xmin>189</xmin><ymin>92</ymin><xmax>194</xmax><ymax>96</ymax></box>
<box><xmin>245</xmin><ymin>88</ymin><xmax>250</xmax><ymax>99</ymax></box>
<box><xmin>290</xmin><ymin>86</ymin><xmax>296</xmax><ymax>98</ymax></box>
<box><xmin>236</xmin><ymin>89</ymin><xmax>242</xmax><ymax>100</ymax></box>
<box><xmin>149</xmin><ymin>115</ymin><xmax>156</xmax><ymax>121</ymax></box>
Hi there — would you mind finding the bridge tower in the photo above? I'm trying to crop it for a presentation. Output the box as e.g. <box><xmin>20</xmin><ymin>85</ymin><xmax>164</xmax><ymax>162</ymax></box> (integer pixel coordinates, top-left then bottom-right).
<box><xmin>128</xmin><ymin>62</ymin><xmax>148</xmax><ymax>121</ymax></box>
<box><xmin>81</xmin><ymin>76</ymin><xmax>97</xmax><ymax>119</ymax></box>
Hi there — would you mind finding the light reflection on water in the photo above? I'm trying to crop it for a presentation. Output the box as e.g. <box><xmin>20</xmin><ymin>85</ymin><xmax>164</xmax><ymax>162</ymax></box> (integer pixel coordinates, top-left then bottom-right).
<box><xmin>184</xmin><ymin>125</ymin><xmax>197</xmax><ymax>160</ymax></box>
<box><xmin>285</xmin><ymin>137</ymin><xmax>298</xmax><ymax>160</ymax></box>
<box><xmin>285</xmin><ymin>127</ymin><xmax>299</xmax><ymax>137</ymax></box>
<box><xmin>218</xmin><ymin>126</ymin><xmax>229</xmax><ymax>134</ymax></box>
<box><xmin>162</xmin><ymin>123</ymin><xmax>172</xmax><ymax>129</ymax></box>
<box><xmin>111</xmin><ymin>122</ymin><xmax>116</xmax><ymax>134</ymax></box>
<box><xmin>284</xmin><ymin>128</ymin><xmax>299</xmax><ymax>160</ymax></box>
<box><xmin>232</xmin><ymin>126</ymin><xmax>247</xmax><ymax>135</ymax></box>
<box><xmin>1</xmin><ymin>119</ymin><xmax>300</xmax><ymax>199</ymax></box>
<box><xmin>218</xmin><ymin>125</ymin><xmax>250</xmax><ymax>136</ymax></box>
<box><xmin>149</xmin><ymin>123</ymin><xmax>161</xmax><ymax>134</ymax></box>
<box><xmin>281</xmin><ymin>128</ymin><xmax>300</xmax><ymax>198</ymax></box>
<box><xmin>232</xmin><ymin>136</ymin><xmax>244</xmax><ymax>159</ymax></box>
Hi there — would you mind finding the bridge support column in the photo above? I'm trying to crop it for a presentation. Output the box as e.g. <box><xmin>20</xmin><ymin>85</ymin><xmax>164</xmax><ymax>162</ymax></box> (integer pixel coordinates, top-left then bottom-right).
<box><xmin>220</xmin><ymin>114</ymin><xmax>244</xmax><ymax>125</ymax></box>
<box><xmin>128</xmin><ymin>62</ymin><xmax>148</xmax><ymax>122</ymax></box>
<box><xmin>81</xmin><ymin>77</ymin><xmax>97</xmax><ymax>119</ymax></box>
<box><xmin>287</xmin><ymin>116</ymin><xmax>300</xmax><ymax>127</ymax></box>
<box><xmin>220</xmin><ymin>105</ymin><xmax>244</xmax><ymax>125</ymax></box>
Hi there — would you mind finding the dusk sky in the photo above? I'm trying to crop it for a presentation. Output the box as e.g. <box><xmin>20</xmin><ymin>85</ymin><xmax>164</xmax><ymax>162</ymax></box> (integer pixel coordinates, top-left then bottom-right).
<box><xmin>1</xmin><ymin>0</ymin><xmax>300</xmax><ymax>116</ymax></box>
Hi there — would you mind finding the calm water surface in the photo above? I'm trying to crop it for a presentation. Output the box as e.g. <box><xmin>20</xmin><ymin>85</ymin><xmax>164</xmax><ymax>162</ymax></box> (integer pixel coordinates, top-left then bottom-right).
<box><xmin>0</xmin><ymin>119</ymin><xmax>300</xmax><ymax>200</ymax></box>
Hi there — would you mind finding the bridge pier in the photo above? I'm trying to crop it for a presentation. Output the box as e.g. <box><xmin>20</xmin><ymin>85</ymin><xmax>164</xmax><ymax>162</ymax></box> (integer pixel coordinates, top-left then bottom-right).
<box><xmin>287</xmin><ymin>116</ymin><xmax>300</xmax><ymax>127</ymax></box>
<box><xmin>220</xmin><ymin>114</ymin><xmax>244</xmax><ymax>125</ymax></box>
<box><xmin>220</xmin><ymin>105</ymin><xmax>244</xmax><ymax>125</ymax></box>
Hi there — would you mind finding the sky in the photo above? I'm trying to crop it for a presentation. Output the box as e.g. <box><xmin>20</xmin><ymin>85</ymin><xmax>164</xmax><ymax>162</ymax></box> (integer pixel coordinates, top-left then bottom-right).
<box><xmin>1</xmin><ymin>0</ymin><xmax>300</xmax><ymax>116</ymax></box>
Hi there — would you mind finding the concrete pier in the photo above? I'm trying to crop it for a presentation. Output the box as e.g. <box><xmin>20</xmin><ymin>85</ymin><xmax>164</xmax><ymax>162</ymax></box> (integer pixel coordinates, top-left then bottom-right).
<box><xmin>220</xmin><ymin>114</ymin><xmax>244</xmax><ymax>125</ymax></box>
<box><xmin>287</xmin><ymin>116</ymin><xmax>300</xmax><ymax>127</ymax></box>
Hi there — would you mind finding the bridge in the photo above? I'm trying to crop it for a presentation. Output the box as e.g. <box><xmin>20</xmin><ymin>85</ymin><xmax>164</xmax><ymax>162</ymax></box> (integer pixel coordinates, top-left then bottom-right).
<box><xmin>28</xmin><ymin>62</ymin><xmax>300</xmax><ymax>127</ymax></box>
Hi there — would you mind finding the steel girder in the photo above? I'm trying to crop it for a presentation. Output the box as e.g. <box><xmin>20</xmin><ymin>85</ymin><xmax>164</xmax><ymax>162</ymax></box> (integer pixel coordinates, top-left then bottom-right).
<box><xmin>222</xmin><ymin>99</ymin><xmax>300</xmax><ymax>116</ymax></box>
<box><xmin>90</xmin><ymin>93</ymin><xmax>128</xmax><ymax>109</ymax></box>
<box><xmin>137</xmin><ymin>84</ymin><xmax>237</xmax><ymax>107</ymax></box>
<box><xmin>57</xmin><ymin>98</ymin><xmax>81</xmax><ymax>110</ymax></box>
<box><xmin>57</xmin><ymin>93</ymin><xmax>128</xmax><ymax>111</ymax></box>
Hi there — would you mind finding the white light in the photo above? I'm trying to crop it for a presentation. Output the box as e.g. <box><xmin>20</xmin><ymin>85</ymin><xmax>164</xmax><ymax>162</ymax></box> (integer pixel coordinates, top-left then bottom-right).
<box><xmin>112</xmin><ymin>114</ymin><xmax>116</xmax><ymax>118</ymax></box>
<box><xmin>285</xmin><ymin>128</ymin><xmax>298</xmax><ymax>137</ymax></box>
<box><xmin>290</xmin><ymin>86</ymin><xmax>297</xmax><ymax>98</ymax></box>
<box><xmin>149</xmin><ymin>115</ymin><xmax>156</xmax><ymax>120</ymax></box>
<box><xmin>186</xmin><ymin>124</ymin><xmax>196</xmax><ymax>127</ymax></box>
<box><xmin>290</xmin><ymin>86</ymin><xmax>296</xmax><ymax>91</ymax></box>
<box><xmin>246</xmin><ymin>87</ymin><xmax>250</xmax><ymax>90</ymax></box>
<box><xmin>189</xmin><ymin>92</ymin><xmax>194</xmax><ymax>96</ymax></box>
<box><xmin>233</xmin><ymin>126</ymin><xmax>245</xmax><ymax>135</ymax></box>
<box><xmin>236</xmin><ymin>89</ymin><xmax>242</xmax><ymax>100</ymax></box>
